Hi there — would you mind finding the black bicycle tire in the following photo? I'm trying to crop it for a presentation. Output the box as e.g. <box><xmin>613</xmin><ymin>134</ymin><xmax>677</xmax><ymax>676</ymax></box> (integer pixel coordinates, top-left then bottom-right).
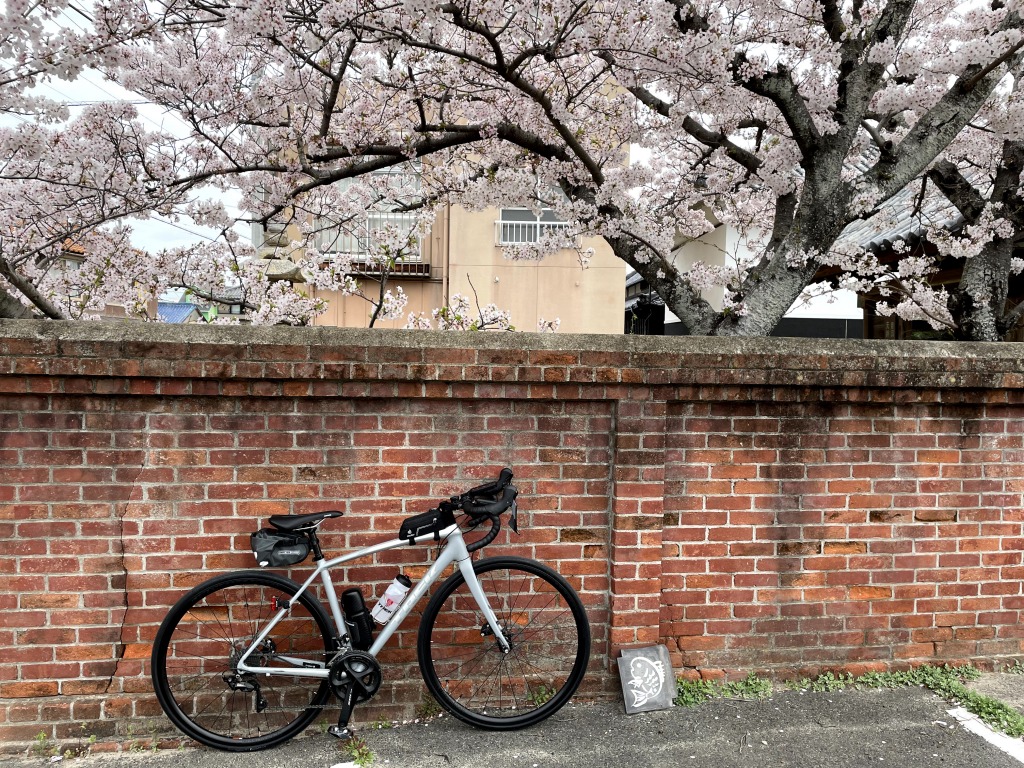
<box><xmin>151</xmin><ymin>571</ymin><xmax>335</xmax><ymax>751</ymax></box>
<box><xmin>417</xmin><ymin>556</ymin><xmax>591</xmax><ymax>730</ymax></box>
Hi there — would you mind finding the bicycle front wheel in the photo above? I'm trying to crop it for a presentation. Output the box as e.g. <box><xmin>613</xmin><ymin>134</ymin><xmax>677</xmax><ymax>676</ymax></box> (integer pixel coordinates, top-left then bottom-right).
<box><xmin>417</xmin><ymin>556</ymin><xmax>591</xmax><ymax>729</ymax></box>
<box><xmin>151</xmin><ymin>571</ymin><xmax>335</xmax><ymax>751</ymax></box>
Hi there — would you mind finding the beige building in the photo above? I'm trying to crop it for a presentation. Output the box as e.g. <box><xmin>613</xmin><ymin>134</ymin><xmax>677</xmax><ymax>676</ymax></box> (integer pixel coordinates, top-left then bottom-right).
<box><xmin>257</xmin><ymin>198</ymin><xmax>625</xmax><ymax>334</ymax></box>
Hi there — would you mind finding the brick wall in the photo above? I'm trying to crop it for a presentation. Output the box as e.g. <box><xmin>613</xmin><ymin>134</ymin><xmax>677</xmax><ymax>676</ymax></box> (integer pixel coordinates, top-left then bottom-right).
<box><xmin>1</xmin><ymin>321</ymin><xmax>1023</xmax><ymax>749</ymax></box>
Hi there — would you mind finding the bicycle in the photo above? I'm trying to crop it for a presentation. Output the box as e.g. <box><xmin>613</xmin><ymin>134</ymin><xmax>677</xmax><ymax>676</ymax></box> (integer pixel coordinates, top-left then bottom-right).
<box><xmin>150</xmin><ymin>468</ymin><xmax>592</xmax><ymax>752</ymax></box>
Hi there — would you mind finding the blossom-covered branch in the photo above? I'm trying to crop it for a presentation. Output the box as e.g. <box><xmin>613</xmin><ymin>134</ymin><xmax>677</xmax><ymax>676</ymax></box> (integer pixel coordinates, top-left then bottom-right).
<box><xmin>2</xmin><ymin>0</ymin><xmax>1022</xmax><ymax>338</ymax></box>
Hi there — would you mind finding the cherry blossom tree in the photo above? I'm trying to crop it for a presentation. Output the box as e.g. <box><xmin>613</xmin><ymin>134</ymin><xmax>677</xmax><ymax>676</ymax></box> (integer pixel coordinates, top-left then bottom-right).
<box><xmin>2</xmin><ymin>1</ymin><xmax>1023</xmax><ymax>336</ymax></box>
<box><xmin>818</xmin><ymin>66</ymin><xmax>1024</xmax><ymax>342</ymax></box>
<box><xmin>880</xmin><ymin>115</ymin><xmax>1024</xmax><ymax>342</ymax></box>
<box><xmin>926</xmin><ymin>142</ymin><xmax>1024</xmax><ymax>342</ymax></box>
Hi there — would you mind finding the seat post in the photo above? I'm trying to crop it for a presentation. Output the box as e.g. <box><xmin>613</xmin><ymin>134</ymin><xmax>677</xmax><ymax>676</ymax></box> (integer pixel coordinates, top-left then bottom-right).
<box><xmin>308</xmin><ymin>529</ymin><xmax>325</xmax><ymax>561</ymax></box>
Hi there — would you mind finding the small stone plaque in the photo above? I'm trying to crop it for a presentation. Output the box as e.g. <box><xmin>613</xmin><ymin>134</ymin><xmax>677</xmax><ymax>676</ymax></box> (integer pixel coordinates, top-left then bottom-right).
<box><xmin>617</xmin><ymin>645</ymin><xmax>675</xmax><ymax>714</ymax></box>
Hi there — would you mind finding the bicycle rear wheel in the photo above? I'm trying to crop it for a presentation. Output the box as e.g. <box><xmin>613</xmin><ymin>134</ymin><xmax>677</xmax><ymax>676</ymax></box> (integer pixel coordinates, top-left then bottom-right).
<box><xmin>417</xmin><ymin>556</ymin><xmax>590</xmax><ymax>729</ymax></box>
<box><xmin>151</xmin><ymin>571</ymin><xmax>335</xmax><ymax>751</ymax></box>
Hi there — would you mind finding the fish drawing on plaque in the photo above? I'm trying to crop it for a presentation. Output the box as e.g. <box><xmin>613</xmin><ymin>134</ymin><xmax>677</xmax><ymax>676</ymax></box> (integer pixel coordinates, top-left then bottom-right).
<box><xmin>627</xmin><ymin>655</ymin><xmax>665</xmax><ymax>708</ymax></box>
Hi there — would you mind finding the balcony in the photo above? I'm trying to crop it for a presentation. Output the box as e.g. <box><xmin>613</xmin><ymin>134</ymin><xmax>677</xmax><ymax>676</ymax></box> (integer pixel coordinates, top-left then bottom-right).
<box><xmin>494</xmin><ymin>218</ymin><xmax>573</xmax><ymax>246</ymax></box>
<box><xmin>315</xmin><ymin>211</ymin><xmax>430</xmax><ymax>278</ymax></box>
<box><xmin>316</xmin><ymin>212</ymin><xmax>420</xmax><ymax>256</ymax></box>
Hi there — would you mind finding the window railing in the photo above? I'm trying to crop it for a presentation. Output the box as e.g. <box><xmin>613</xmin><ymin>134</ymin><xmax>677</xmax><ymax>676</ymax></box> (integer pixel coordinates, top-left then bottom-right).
<box><xmin>494</xmin><ymin>219</ymin><xmax>573</xmax><ymax>246</ymax></box>
<box><xmin>315</xmin><ymin>211</ymin><xmax>422</xmax><ymax>262</ymax></box>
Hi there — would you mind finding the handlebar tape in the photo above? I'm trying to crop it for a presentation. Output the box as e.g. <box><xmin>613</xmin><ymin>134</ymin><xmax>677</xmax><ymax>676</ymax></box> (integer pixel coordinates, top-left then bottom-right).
<box><xmin>461</xmin><ymin>485</ymin><xmax>518</xmax><ymax>517</ymax></box>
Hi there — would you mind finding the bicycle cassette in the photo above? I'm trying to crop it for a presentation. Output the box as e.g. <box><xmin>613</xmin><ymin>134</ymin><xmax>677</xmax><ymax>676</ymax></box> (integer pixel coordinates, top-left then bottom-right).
<box><xmin>328</xmin><ymin>650</ymin><xmax>382</xmax><ymax>703</ymax></box>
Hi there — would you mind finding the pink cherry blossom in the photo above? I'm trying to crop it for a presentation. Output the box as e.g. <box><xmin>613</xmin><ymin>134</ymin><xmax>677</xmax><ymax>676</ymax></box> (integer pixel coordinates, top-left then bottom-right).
<box><xmin>1</xmin><ymin>1</ymin><xmax>1021</xmax><ymax>339</ymax></box>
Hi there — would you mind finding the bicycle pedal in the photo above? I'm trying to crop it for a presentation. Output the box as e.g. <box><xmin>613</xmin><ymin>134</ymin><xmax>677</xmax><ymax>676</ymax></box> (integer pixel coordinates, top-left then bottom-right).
<box><xmin>327</xmin><ymin>725</ymin><xmax>352</xmax><ymax>740</ymax></box>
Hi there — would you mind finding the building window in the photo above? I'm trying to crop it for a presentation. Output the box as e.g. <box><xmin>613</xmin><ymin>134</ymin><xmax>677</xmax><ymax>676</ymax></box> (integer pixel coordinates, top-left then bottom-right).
<box><xmin>251</xmin><ymin>167</ymin><xmax>423</xmax><ymax>261</ymax></box>
<box><xmin>495</xmin><ymin>208</ymin><xmax>571</xmax><ymax>245</ymax></box>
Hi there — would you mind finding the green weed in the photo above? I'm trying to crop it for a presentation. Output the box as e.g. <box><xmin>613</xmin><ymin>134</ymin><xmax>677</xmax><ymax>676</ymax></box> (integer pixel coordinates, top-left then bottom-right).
<box><xmin>527</xmin><ymin>683</ymin><xmax>556</xmax><ymax>707</ymax></box>
<box><xmin>63</xmin><ymin>730</ymin><xmax>98</xmax><ymax>759</ymax></box>
<box><xmin>810</xmin><ymin>672</ymin><xmax>855</xmax><ymax>692</ymax></box>
<box><xmin>342</xmin><ymin>735</ymin><xmax>374</xmax><ymax>767</ymax></box>
<box><xmin>674</xmin><ymin>678</ymin><xmax>719</xmax><ymax>707</ymax></box>
<box><xmin>720</xmin><ymin>672</ymin><xmax>773</xmax><ymax>700</ymax></box>
<box><xmin>31</xmin><ymin>731</ymin><xmax>56</xmax><ymax>758</ymax></box>
<box><xmin>674</xmin><ymin>673</ymin><xmax>772</xmax><ymax>707</ymax></box>
<box><xmin>677</xmin><ymin>665</ymin><xmax>1024</xmax><ymax>740</ymax></box>
<box><xmin>906</xmin><ymin>665</ymin><xmax>1023</xmax><ymax>737</ymax></box>
<box><xmin>415</xmin><ymin>694</ymin><xmax>442</xmax><ymax>720</ymax></box>
<box><xmin>1005</xmin><ymin>660</ymin><xmax>1024</xmax><ymax>675</ymax></box>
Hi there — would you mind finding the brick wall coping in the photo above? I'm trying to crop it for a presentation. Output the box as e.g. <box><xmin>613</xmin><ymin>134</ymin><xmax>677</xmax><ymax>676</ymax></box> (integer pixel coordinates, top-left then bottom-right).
<box><xmin>1</xmin><ymin>319</ymin><xmax>1023</xmax><ymax>391</ymax></box>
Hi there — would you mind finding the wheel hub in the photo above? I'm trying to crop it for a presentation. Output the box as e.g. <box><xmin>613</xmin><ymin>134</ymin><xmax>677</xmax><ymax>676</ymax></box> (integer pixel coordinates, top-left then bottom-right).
<box><xmin>480</xmin><ymin>621</ymin><xmax>516</xmax><ymax>652</ymax></box>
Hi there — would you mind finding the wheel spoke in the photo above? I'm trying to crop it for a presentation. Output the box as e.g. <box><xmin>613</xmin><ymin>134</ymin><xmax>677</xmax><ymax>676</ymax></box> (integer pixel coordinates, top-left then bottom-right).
<box><xmin>153</xmin><ymin>575</ymin><xmax>332</xmax><ymax>750</ymax></box>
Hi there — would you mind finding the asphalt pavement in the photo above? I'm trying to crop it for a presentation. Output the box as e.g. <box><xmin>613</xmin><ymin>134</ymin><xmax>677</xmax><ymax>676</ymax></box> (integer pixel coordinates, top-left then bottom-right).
<box><xmin>4</xmin><ymin>677</ymin><xmax>1024</xmax><ymax>768</ymax></box>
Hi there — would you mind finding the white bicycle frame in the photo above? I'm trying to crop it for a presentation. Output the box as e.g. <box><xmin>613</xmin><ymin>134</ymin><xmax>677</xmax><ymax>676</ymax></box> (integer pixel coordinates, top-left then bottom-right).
<box><xmin>235</xmin><ymin>523</ymin><xmax>510</xmax><ymax>678</ymax></box>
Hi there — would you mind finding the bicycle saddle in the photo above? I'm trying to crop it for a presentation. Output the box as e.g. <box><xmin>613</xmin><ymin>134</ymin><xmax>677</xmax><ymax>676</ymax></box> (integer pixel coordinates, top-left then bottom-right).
<box><xmin>268</xmin><ymin>510</ymin><xmax>343</xmax><ymax>531</ymax></box>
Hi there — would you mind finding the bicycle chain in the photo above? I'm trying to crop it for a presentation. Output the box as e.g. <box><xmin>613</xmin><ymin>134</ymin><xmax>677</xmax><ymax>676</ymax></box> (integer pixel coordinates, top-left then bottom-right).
<box><xmin>224</xmin><ymin>650</ymin><xmax>362</xmax><ymax>713</ymax></box>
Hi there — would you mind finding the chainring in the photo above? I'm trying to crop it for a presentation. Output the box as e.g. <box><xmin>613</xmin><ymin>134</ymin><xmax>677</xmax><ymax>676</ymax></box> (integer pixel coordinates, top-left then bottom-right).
<box><xmin>328</xmin><ymin>650</ymin><xmax>382</xmax><ymax>703</ymax></box>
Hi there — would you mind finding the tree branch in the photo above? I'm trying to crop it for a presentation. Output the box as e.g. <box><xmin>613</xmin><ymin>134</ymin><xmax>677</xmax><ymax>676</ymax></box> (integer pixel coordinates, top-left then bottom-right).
<box><xmin>605</xmin><ymin>232</ymin><xmax>718</xmax><ymax>335</ymax></box>
<box><xmin>739</xmin><ymin>61</ymin><xmax>821</xmax><ymax>157</ymax></box>
<box><xmin>0</xmin><ymin>280</ymin><xmax>40</xmax><ymax>319</ymax></box>
<box><xmin>1003</xmin><ymin>295</ymin><xmax>1024</xmax><ymax>328</ymax></box>
<box><xmin>594</xmin><ymin>53</ymin><xmax>763</xmax><ymax>175</ymax></box>
<box><xmin>926</xmin><ymin>160</ymin><xmax>986</xmax><ymax>221</ymax></box>
<box><xmin>866</xmin><ymin>35</ymin><xmax>1024</xmax><ymax>205</ymax></box>
<box><xmin>861</xmin><ymin>119</ymin><xmax>894</xmax><ymax>160</ymax></box>
<box><xmin>961</xmin><ymin>37</ymin><xmax>1024</xmax><ymax>92</ymax></box>
<box><xmin>763</xmin><ymin>191</ymin><xmax>800</xmax><ymax>257</ymax></box>
<box><xmin>0</xmin><ymin>258</ymin><xmax>64</xmax><ymax>319</ymax></box>
<box><xmin>818</xmin><ymin>0</ymin><xmax>847</xmax><ymax>42</ymax></box>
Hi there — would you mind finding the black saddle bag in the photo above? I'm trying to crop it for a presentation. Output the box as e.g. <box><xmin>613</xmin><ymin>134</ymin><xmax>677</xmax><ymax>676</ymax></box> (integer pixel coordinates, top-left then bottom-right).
<box><xmin>250</xmin><ymin>529</ymin><xmax>310</xmax><ymax>567</ymax></box>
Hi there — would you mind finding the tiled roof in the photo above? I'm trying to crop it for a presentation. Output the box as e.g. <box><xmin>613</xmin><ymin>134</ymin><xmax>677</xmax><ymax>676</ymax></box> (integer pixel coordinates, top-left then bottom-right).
<box><xmin>61</xmin><ymin>239</ymin><xmax>86</xmax><ymax>255</ymax></box>
<box><xmin>837</xmin><ymin>180</ymin><xmax>964</xmax><ymax>252</ymax></box>
<box><xmin>628</xmin><ymin>153</ymin><xmax>977</xmax><ymax>298</ymax></box>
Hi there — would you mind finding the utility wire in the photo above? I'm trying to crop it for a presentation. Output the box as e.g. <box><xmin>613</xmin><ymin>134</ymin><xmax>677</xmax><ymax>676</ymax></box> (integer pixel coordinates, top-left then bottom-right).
<box><xmin>147</xmin><ymin>214</ymin><xmax>223</xmax><ymax>243</ymax></box>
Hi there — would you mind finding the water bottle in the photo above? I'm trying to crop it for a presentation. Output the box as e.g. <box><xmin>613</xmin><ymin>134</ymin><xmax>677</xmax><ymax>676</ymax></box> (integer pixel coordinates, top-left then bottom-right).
<box><xmin>371</xmin><ymin>574</ymin><xmax>412</xmax><ymax>624</ymax></box>
<box><xmin>341</xmin><ymin>588</ymin><xmax>374</xmax><ymax>651</ymax></box>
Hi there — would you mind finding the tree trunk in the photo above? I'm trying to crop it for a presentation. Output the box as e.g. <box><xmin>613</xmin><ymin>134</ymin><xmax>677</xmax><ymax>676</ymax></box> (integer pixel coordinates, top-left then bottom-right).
<box><xmin>709</xmin><ymin>192</ymin><xmax>849</xmax><ymax>337</ymax></box>
<box><xmin>0</xmin><ymin>284</ymin><xmax>39</xmax><ymax>319</ymax></box>
<box><xmin>716</xmin><ymin>257</ymin><xmax>821</xmax><ymax>336</ymax></box>
<box><xmin>956</xmin><ymin>237</ymin><xmax>1013</xmax><ymax>342</ymax></box>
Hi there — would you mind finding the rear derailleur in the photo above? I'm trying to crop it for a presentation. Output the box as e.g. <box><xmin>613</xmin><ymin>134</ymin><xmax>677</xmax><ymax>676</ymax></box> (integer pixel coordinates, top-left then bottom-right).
<box><xmin>327</xmin><ymin>650</ymin><xmax>382</xmax><ymax>739</ymax></box>
<box><xmin>222</xmin><ymin>672</ymin><xmax>269</xmax><ymax>713</ymax></box>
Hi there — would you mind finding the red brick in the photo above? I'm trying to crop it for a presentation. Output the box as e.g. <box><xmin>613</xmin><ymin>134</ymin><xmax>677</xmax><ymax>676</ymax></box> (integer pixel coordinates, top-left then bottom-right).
<box><xmin>7</xmin><ymin>328</ymin><xmax>1024</xmax><ymax>734</ymax></box>
<box><xmin>849</xmin><ymin>585</ymin><xmax>894</xmax><ymax>601</ymax></box>
<box><xmin>1</xmin><ymin>682</ymin><xmax>58</xmax><ymax>698</ymax></box>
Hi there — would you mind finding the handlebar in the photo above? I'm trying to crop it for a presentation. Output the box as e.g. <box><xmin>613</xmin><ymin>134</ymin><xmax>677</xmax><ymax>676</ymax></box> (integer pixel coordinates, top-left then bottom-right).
<box><xmin>447</xmin><ymin>468</ymin><xmax>518</xmax><ymax>553</ymax></box>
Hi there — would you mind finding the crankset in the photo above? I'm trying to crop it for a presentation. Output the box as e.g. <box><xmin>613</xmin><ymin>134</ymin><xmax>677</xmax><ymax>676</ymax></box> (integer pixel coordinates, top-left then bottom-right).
<box><xmin>327</xmin><ymin>651</ymin><xmax>382</xmax><ymax>739</ymax></box>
